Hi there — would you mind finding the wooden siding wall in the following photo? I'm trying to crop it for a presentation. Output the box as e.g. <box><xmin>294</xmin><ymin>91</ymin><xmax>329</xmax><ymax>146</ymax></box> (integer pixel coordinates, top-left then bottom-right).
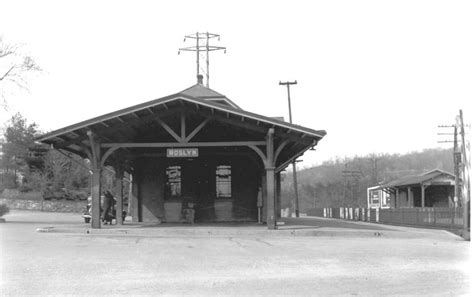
<box><xmin>136</xmin><ymin>159</ymin><xmax>166</xmax><ymax>222</ymax></box>
<box><xmin>134</xmin><ymin>155</ymin><xmax>260</xmax><ymax>222</ymax></box>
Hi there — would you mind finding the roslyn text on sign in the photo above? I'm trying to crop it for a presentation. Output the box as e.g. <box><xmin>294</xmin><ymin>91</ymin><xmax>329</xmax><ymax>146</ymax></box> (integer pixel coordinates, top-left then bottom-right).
<box><xmin>166</xmin><ymin>148</ymin><xmax>199</xmax><ymax>158</ymax></box>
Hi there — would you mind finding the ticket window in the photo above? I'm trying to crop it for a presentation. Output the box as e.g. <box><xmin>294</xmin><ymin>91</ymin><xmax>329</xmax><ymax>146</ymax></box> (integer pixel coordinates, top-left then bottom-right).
<box><xmin>216</xmin><ymin>165</ymin><xmax>231</xmax><ymax>199</ymax></box>
<box><xmin>165</xmin><ymin>166</ymin><xmax>181</xmax><ymax>200</ymax></box>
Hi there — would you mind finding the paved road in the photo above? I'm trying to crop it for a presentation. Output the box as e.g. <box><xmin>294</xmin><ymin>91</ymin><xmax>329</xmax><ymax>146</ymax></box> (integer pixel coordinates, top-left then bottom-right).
<box><xmin>0</xmin><ymin>210</ymin><xmax>471</xmax><ymax>296</ymax></box>
<box><xmin>282</xmin><ymin>215</ymin><xmax>393</xmax><ymax>230</ymax></box>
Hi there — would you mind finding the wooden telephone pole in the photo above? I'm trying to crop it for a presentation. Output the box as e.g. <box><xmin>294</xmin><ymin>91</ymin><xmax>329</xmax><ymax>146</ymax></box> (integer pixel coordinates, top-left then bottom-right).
<box><xmin>457</xmin><ymin>110</ymin><xmax>470</xmax><ymax>238</ymax></box>
<box><xmin>438</xmin><ymin>109</ymin><xmax>470</xmax><ymax>239</ymax></box>
<box><xmin>438</xmin><ymin>124</ymin><xmax>462</xmax><ymax>207</ymax></box>
<box><xmin>279</xmin><ymin>80</ymin><xmax>300</xmax><ymax>217</ymax></box>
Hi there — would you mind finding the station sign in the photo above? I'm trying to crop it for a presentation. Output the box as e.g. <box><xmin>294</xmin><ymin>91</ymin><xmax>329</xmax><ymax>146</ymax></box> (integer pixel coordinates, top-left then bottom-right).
<box><xmin>166</xmin><ymin>148</ymin><xmax>199</xmax><ymax>158</ymax></box>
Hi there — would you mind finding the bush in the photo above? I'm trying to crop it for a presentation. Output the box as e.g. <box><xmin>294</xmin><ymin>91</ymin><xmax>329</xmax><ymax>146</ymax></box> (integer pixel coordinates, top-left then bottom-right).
<box><xmin>0</xmin><ymin>172</ymin><xmax>17</xmax><ymax>190</ymax></box>
<box><xmin>19</xmin><ymin>184</ymin><xmax>34</xmax><ymax>192</ymax></box>
<box><xmin>0</xmin><ymin>204</ymin><xmax>10</xmax><ymax>217</ymax></box>
<box><xmin>67</xmin><ymin>189</ymin><xmax>88</xmax><ymax>201</ymax></box>
<box><xmin>43</xmin><ymin>189</ymin><xmax>64</xmax><ymax>200</ymax></box>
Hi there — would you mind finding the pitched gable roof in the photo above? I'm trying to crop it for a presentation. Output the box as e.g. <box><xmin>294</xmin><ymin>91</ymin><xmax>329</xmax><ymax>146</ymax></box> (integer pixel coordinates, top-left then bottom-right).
<box><xmin>180</xmin><ymin>83</ymin><xmax>241</xmax><ymax>109</ymax></box>
<box><xmin>36</xmin><ymin>83</ymin><xmax>326</xmax><ymax>169</ymax></box>
<box><xmin>383</xmin><ymin>169</ymin><xmax>455</xmax><ymax>188</ymax></box>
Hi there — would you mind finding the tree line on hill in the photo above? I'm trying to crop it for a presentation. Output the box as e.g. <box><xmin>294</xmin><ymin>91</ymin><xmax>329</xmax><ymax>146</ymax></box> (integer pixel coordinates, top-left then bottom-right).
<box><xmin>280</xmin><ymin>148</ymin><xmax>454</xmax><ymax>211</ymax></box>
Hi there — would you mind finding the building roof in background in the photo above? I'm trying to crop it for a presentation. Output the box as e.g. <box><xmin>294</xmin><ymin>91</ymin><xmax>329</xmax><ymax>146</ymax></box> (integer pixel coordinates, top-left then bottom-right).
<box><xmin>383</xmin><ymin>169</ymin><xmax>455</xmax><ymax>188</ymax></box>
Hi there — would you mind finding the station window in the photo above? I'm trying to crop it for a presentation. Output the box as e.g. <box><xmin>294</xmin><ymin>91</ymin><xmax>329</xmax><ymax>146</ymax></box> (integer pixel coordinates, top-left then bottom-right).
<box><xmin>216</xmin><ymin>165</ymin><xmax>232</xmax><ymax>198</ymax></box>
<box><xmin>165</xmin><ymin>166</ymin><xmax>181</xmax><ymax>199</ymax></box>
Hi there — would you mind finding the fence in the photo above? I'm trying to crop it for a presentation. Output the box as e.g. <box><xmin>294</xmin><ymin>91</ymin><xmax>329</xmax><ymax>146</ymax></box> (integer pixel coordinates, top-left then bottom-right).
<box><xmin>307</xmin><ymin>207</ymin><xmax>465</xmax><ymax>229</ymax></box>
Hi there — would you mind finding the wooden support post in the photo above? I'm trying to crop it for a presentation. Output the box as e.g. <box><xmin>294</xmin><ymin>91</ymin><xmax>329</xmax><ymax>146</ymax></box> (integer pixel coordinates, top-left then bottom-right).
<box><xmin>128</xmin><ymin>173</ymin><xmax>134</xmax><ymax>220</ymax></box>
<box><xmin>265</xmin><ymin>128</ymin><xmax>276</xmax><ymax>230</ymax></box>
<box><xmin>421</xmin><ymin>184</ymin><xmax>426</xmax><ymax>208</ymax></box>
<box><xmin>408</xmin><ymin>187</ymin><xmax>413</xmax><ymax>207</ymax></box>
<box><xmin>276</xmin><ymin>172</ymin><xmax>281</xmax><ymax>219</ymax></box>
<box><xmin>131</xmin><ymin>175</ymin><xmax>140</xmax><ymax>222</ymax></box>
<box><xmin>395</xmin><ymin>188</ymin><xmax>399</xmax><ymax>208</ymax></box>
<box><xmin>87</xmin><ymin>130</ymin><xmax>102</xmax><ymax>229</ymax></box>
<box><xmin>292</xmin><ymin>162</ymin><xmax>300</xmax><ymax>217</ymax></box>
<box><xmin>266</xmin><ymin>167</ymin><xmax>276</xmax><ymax>229</ymax></box>
<box><xmin>91</xmin><ymin>168</ymin><xmax>101</xmax><ymax>228</ymax></box>
<box><xmin>261</xmin><ymin>173</ymin><xmax>267</xmax><ymax>223</ymax></box>
<box><xmin>115</xmin><ymin>169</ymin><xmax>124</xmax><ymax>225</ymax></box>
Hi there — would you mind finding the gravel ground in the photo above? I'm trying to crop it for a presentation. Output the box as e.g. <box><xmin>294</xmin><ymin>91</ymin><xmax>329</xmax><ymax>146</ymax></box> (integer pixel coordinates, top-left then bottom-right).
<box><xmin>0</xmin><ymin>210</ymin><xmax>471</xmax><ymax>296</ymax></box>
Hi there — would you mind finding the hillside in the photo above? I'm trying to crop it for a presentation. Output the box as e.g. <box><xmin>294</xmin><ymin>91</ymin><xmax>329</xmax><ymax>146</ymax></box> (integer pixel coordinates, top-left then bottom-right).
<box><xmin>280</xmin><ymin>148</ymin><xmax>454</xmax><ymax>211</ymax></box>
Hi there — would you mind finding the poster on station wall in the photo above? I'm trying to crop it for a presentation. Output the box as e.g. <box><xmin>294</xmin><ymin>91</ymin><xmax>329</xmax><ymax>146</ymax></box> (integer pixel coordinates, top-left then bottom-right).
<box><xmin>166</xmin><ymin>148</ymin><xmax>199</xmax><ymax>158</ymax></box>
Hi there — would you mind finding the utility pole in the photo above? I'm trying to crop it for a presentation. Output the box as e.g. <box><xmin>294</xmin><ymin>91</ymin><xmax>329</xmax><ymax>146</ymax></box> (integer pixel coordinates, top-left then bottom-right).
<box><xmin>370</xmin><ymin>155</ymin><xmax>378</xmax><ymax>185</ymax></box>
<box><xmin>454</xmin><ymin>125</ymin><xmax>461</xmax><ymax>207</ymax></box>
<box><xmin>178</xmin><ymin>32</ymin><xmax>226</xmax><ymax>87</ymax></box>
<box><xmin>279</xmin><ymin>80</ymin><xmax>300</xmax><ymax>217</ymax></box>
<box><xmin>457</xmin><ymin>110</ymin><xmax>470</xmax><ymax>238</ymax></box>
<box><xmin>438</xmin><ymin>124</ymin><xmax>461</xmax><ymax>207</ymax></box>
<box><xmin>438</xmin><ymin>109</ymin><xmax>470</xmax><ymax>240</ymax></box>
<box><xmin>342</xmin><ymin>164</ymin><xmax>362</xmax><ymax>205</ymax></box>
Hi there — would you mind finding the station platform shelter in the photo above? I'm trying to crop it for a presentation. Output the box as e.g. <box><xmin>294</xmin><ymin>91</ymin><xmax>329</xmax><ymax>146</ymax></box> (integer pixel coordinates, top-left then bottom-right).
<box><xmin>37</xmin><ymin>76</ymin><xmax>326</xmax><ymax>229</ymax></box>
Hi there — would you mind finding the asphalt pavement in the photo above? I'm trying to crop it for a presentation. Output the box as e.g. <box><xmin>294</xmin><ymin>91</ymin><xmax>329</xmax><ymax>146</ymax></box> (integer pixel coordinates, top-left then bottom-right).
<box><xmin>0</xmin><ymin>210</ymin><xmax>471</xmax><ymax>296</ymax></box>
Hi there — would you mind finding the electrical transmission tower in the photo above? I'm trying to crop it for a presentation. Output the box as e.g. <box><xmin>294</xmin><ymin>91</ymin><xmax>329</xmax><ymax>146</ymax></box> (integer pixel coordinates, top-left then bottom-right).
<box><xmin>178</xmin><ymin>32</ymin><xmax>226</xmax><ymax>87</ymax></box>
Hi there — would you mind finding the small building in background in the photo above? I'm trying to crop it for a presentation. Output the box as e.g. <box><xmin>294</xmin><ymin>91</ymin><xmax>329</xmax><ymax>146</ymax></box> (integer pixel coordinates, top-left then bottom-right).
<box><xmin>368</xmin><ymin>169</ymin><xmax>456</xmax><ymax>209</ymax></box>
<box><xmin>367</xmin><ymin>185</ymin><xmax>390</xmax><ymax>209</ymax></box>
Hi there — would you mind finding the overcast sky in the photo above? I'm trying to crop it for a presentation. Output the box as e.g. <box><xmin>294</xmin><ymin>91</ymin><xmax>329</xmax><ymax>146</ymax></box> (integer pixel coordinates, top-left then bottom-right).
<box><xmin>1</xmin><ymin>0</ymin><xmax>472</xmax><ymax>168</ymax></box>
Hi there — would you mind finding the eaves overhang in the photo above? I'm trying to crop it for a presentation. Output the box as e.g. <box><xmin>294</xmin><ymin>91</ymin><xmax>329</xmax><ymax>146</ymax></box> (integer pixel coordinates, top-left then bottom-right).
<box><xmin>36</xmin><ymin>93</ymin><xmax>326</xmax><ymax>145</ymax></box>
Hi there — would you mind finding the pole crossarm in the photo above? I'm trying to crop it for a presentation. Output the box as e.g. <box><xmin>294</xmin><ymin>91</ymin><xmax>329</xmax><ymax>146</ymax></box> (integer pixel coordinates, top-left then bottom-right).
<box><xmin>179</xmin><ymin>46</ymin><xmax>226</xmax><ymax>51</ymax></box>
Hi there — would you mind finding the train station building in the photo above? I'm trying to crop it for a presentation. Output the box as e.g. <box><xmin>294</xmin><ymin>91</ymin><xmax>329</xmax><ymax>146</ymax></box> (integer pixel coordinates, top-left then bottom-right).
<box><xmin>37</xmin><ymin>76</ymin><xmax>326</xmax><ymax>229</ymax></box>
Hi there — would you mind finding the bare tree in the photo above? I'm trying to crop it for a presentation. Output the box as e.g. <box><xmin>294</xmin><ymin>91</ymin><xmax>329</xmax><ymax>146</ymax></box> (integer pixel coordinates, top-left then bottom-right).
<box><xmin>42</xmin><ymin>150</ymin><xmax>70</xmax><ymax>190</ymax></box>
<box><xmin>0</xmin><ymin>36</ymin><xmax>41</xmax><ymax>109</ymax></box>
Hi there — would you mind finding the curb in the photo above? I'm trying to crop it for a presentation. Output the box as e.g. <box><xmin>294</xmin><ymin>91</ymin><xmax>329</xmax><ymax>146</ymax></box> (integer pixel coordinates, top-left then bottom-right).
<box><xmin>33</xmin><ymin>225</ymin><xmax>460</xmax><ymax>240</ymax></box>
